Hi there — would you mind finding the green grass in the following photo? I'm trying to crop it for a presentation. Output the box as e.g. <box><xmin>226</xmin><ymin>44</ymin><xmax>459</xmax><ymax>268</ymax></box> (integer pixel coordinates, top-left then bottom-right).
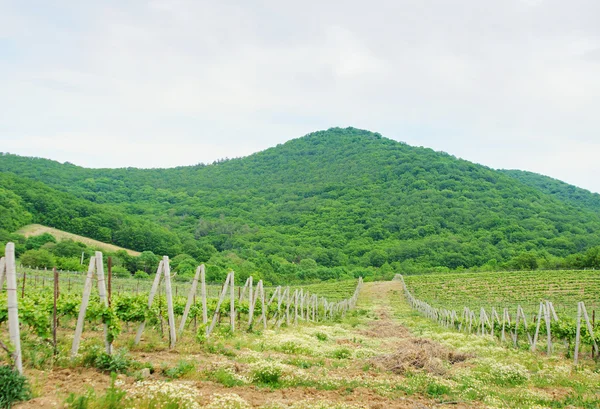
<box><xmin>404</xmin><ymin>270</ymin><xmax>600</xmax><ymax>317</ymax></box>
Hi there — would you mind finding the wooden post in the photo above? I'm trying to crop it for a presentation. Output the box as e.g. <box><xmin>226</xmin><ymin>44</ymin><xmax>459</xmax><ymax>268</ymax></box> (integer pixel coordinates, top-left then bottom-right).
<box><xmin>134</xmin><ymin>260</ymin><xmax>164</xmax><ymax>345</ymax></box>
<box><xmin>200</xmin><ymin>265</ymin><xmax>208</xmax><ymax>328</ymax></box>
<box><xmin>532</xmin><ymin>302</ymin><xmax>543</xmax><ymax>352</ymax></box>
<box><xmin>207</xmin><ymin>273</ymin><xmax>231</xmax><ymax>336</ymax></box>
<box><xmin>5</xmin><ymin>243</ymin><xmax>23</xmax><ymax>373</ymax></box>
<box><xmin>0</xmin><ymin>257</ymin><xmax>5</xmax><ymax>290</ymax></box>
<box><xmin>53</xmin><ymin>267</ymin><xmax>59</xmax><ymax>355</ymax></box>
<box><xmin>107</xmin><ymin>257</ymin><xmax>112</xmax><ymax>307</ymax></box>
<box><xmin>179</xmin><ymin>265</ymin><xmax>202</xmax><ymax>334</ymax></box>
<box><xmin>574</xmin><ymin>302</ymin><xmax>582</xmax><ymax>364</ymax></box>
<box><xmin>580</xmin><ymin>302</ymin><xmax>599</xmax><ymax>357</ymax></box>
<box><xmin>230</xmin><ymin>271</ymin><xmax>235</xmax><ymax>333</ymax></box>
<box><xmin>21</xmin><ymin>270</ymin><xmax>26</xmax><ymax>299</ymax></box>
<box><xmin>247</xmin><ymin>276</ymin><xmax>254</xmax><ymax>327</ymax></box>
<box><xmin>294</xmin><ymin>289</ymin><xmax>298</xmax><ymax>325</ymax></box>
<box><xmin>72</xmin><ymin>257</ymin><xmax>96</xmax><ymax>357</ymax></box>
<box><xmin>544</xmin><ymin>301</ymin><xmax>552</xmax><ymax>355</ymax></box>
<box><xmin>162</xmin><ymin>256</ymin><xmax>177</xmax><ymax>348</ymax></box>
<box><xmin>94</xmin><ymin>252</ymin><xmax>111</xmax><ymax>355</ymax></box>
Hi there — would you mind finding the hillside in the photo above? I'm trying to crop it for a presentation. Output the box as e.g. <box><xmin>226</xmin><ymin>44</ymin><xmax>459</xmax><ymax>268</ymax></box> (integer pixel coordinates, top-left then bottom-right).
<box><xmin>2</xmin><ymin>127</ymin><xmax>600</xmax><ymax>275</ymax></box>
<box><xmin>16</xmin><ymin>224</ymin><xmax>141</xmax><ymax>256</ymax></box>
<box><xmin>501</xmin><ymin>169</ymin><xmax>600</xmax><ymax>213</ymax></box>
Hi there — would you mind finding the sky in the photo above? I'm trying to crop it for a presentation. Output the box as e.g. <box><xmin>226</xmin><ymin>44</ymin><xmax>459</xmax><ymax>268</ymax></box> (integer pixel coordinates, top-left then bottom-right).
<box><xmin>1</xmin><ymin>0</ymin><xmax>600</xmax><ymax>192</ymax></box>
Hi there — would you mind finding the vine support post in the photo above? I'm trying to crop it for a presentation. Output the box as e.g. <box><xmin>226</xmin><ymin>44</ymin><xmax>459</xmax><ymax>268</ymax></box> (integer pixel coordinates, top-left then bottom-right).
<box><xmin>53</xmin><ymin>267</ymin><xmax>59</xmax><ymax>356</ymax></box>
<box><xmin>134</xmin><ymin>260</ymin><xmax>164</xmax><ymax>345</ymax></box>
<box><xmin>200</xmin><ymin>265</ymin><xmax>208</xmax><ymax>329</ymax></box>
<box><xmin>162</xmin><ymin>256</ymin><xmax>177</xmax><ymax>348</ymax></box>
<box><xmin>230</xmin><ymin>271</ymin><xmax>235</xmax><ymax>333</ymax></box>
<box><xmin>574</xmin><ymin>302</ymin><xmax>582</xmax><ymax>365</ymax></box>
<box><xmin>94</xmin><ymin>252</ymin><xmax>111</xmax><ymax>355</ymax></box>
<box><xmin>5</xmin><ymin>243</ymin><xmax>23</xmax><ymax>374</ymax></box>
<box><xmin>72</xmin><ymin>257</ymin><xmax>96</xmax><ymax>357</ymax></box>
<box><xmin>179</xmin><ymin>265</ymin><xmax>202</xmax><ymax>335</ymax></box>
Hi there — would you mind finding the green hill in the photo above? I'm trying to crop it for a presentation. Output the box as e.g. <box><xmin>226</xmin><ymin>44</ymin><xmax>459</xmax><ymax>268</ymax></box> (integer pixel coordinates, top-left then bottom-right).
<box><xmin>500</xmin><ymin>169</ymin><xmax>600</xmax><ymax>213</ymax></box>
<box><xmin>2</xmin><ymin>127</ymin><xmax>600</xmax><ymax>276</ymax></box>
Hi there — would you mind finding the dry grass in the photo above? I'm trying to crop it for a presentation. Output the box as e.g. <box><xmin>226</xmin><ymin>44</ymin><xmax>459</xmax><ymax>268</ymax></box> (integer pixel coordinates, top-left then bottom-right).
<box><xmin>15</xmin><ymin>224</ymin><xmax>141</xmax><ymax>256</ymax></box>
<box><xmin>370</xmin><ymin>338</ymin><xmax>471</xmax><ymax>376</ymax></box>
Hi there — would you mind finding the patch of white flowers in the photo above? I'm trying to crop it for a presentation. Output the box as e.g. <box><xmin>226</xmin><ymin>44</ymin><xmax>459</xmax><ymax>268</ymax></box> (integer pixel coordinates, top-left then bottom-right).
<box><xmin>479</xmin><ymin>359</ymin><xmax>530</xmax><ymax>385</ymax></box>
<box><xmin>125</xmin><ymin>380</ymin><xmax>200</xmax><ymax>409</ymax></box>
<box><xmin>206</xmin><ymin>393</ymin><xmax>251</xmax><ymax>409</ymax></box>
<box><xmin>249</xmin><ymin>359</ymin><xmax>286</xmax><ymax>383</ymax></box>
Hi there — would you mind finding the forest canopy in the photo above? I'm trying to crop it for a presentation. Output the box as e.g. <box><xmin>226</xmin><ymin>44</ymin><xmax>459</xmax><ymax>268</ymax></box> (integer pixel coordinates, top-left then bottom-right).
<box><xmin>2</xmin><ymin>127</ymin><xmax>600</xmax><ymax>280</ymax></box>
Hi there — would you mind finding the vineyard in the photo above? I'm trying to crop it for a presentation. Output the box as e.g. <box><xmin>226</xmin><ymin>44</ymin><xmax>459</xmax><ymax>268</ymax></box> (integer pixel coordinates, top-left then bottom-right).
<box><xmin>3</xmin><ymin>243</ymin><xmax>600</xmax><ymax>408</ymax></box>
<box><xmin>403</xmin><ymin>270</ymin><xmax>600</xmax><ymax>318</ymax></box>
<box><xmin>399</xmin><ymin>273</ymin><xmax>600</xmax><ymax>363</ymax></box>
<box><xmin>0</xmin><ymin>244</ymin><xmax>362</xmax><ymax>374</ymax></box>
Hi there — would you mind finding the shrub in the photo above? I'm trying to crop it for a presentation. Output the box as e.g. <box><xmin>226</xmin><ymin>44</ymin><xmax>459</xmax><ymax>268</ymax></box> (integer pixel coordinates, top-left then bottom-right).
<box><xmin>133</xmin><ymin>270</ymin><xmax>149</xmax><ymax>279</ymax></box>
<box><xmin>19</xmin><ymin>249</ymin><xmax>55</xmax><ymax>268</ymax></box>
<box><xmin>0</xmin><ymin>365</ymin><xmax>32</xmax><ymax>408</ymax></box>
<box><xmin>110</xmin><ymin>266</ymin><xmax>130</xmax><ymax>278</ymax></box>
<box><xmin>250</xmin><ymin>361</ymin><xmax>284</xmax><ymax>385</ymax></box>
<box><xmin>82</xmin><ymin>346</ymin><xmax>132</xmax><ymax>374</ymax></box>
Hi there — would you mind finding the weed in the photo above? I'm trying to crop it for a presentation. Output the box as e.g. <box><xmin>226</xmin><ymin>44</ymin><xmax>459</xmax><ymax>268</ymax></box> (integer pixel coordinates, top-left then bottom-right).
<box><xmin>209</xmin><ymin>367</ymin><xmax>247</xmax><ymax>387</ymax></box>
<box><xmin>162</xmin><ymin>360</ymin><xmax>195</xmax><ymax>379</ymax></box>
<box><xmin>332</xmin><ymin>348</ymin><xmax>352</xmax><ymax>359</ymax></box>
<box><xmin>314</xmin><ymin>332</ymin><xmax>328</xmax><ymax>341</ymax></box>
<box><xmin>250</xmin><ymin>360</ymin><xmax>284</xmax><ymax>385</ymax></box>
<box><xmin>0</xmin><ymin>365</ymin><xmax>32</xmax><ymax>409</ymax></box>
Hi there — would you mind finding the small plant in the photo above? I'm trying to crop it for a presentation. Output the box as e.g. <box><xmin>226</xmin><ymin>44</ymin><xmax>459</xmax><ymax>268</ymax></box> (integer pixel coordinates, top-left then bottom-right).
<box><xmin>162</xmin><ymin>360</ymin><xmax>195</xmax><ymax>379</ymax></box>
<box><xmin>250</xmin><ymin>360</ymin><xmax>284</xmax><ymax>385</ymax></box>
<box><xmin>314</xmin><ymin>332</ymin><xmax>328</xmax><ymax>341</ymax></box>
<box><xmin>64</xmin><ymin>375</ymin><xmax>127</xmax><ymax>409</ymax></box>
<box><xmin>426</xmin><ymin>382</ymin><xmax>450</xmax><ymax>398</ymax></box>
<box><xmin>209</xmin><ymin>367</ymin><xmax>247</xmax><ymax>387</ymax></box>
<box><xmin>332</xmin><ymin>348</ymin><xmax>352</xmax><ymax>359</ymax></box>
<box><xmin>0</xmin><ymin>365</ymin><xmax>32</xmax><ymax>409</ymax></box>
<box><xmin>82</xmin><ymin>346</ymin><xmax>132</xmax><ymax>374</ymax></box>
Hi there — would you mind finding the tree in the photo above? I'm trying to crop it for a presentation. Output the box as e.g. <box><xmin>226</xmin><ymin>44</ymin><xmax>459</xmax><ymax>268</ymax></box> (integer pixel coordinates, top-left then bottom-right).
<box><xmin>20</xmin><ymin>249</ymin><xmax>55</xmax><ymax>268</ymax></box>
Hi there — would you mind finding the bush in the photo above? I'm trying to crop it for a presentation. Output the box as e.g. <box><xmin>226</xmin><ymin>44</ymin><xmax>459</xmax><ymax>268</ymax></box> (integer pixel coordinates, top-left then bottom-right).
<box><xmin>0</xmin><ymin>365</ymin><xmax>32</xmax><ymax>408</ymax></box>
<box><xmin>82</xmin><ymin>346</ymin><xmax>132</xmax><ymax>374</ymax></box>
<box><xmin>19</xmin><ymin>249</ymin><xmax>55</xmax><ymax>268</ymax></box>
<box><xmin>250</xmin><ymin>360</ymin><xmax>283</xmax><ymax>385</ymax></box>
<box><xmin>133</xmin><ymin>270</ymin><xmax>149</xmax><ymax>279</ymax></box>
<box><xmin>25</xmin><ymin>233</ymin><xmax>56</xmax><ymax>250</ymax></box>
<box><xmin>55</xmin><ymin>257</ymin><xmax>83</xmax><ymax>271</ymax></box>
<box><xmin>110</xmin><ymin>266</ymin><xmax>130</xmax><ymax>278</ymax></box>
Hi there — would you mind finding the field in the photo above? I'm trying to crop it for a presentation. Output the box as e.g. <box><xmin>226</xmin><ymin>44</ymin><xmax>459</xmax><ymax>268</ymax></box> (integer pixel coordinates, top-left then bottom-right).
<box><xmin>2</xmin><ymin>280</ymin><xmax>600</xmax><ymax>409</ymax></box>
<box><xmin>15</xmin><ymin>224</ymin><xmax>141</xmax><ymax>256</ymax></box>
<box><xmin>403</xmin><ymin>270</ymin><xmax>600</xmax><ymax>318</ymax></box>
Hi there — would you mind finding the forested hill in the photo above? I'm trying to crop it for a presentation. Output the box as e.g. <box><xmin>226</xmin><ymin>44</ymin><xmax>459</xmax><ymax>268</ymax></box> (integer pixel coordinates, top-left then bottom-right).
<box><xmin>2</xmin><ymin>127</ymin><xmax>600</xmax><ymax>277</ymax></box>
<box><xmin>500</xmin><ymin>169</ymin><xmax>600</xmax><ymax>213</ymax></box>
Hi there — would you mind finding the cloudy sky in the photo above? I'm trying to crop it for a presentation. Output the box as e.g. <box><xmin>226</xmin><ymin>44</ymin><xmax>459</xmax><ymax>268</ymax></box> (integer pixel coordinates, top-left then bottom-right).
<box><xmin>1</xmin><ymin>0</ymin><xmax>599</xmax><ymax>192</ymax></box>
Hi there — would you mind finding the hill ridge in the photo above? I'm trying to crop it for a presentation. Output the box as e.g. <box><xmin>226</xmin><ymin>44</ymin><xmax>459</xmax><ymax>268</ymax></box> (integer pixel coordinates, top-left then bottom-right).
<box><xmin>2</xmin><ymin>127</ymin><xmax>600</xmax><ymax>275</ymax></box>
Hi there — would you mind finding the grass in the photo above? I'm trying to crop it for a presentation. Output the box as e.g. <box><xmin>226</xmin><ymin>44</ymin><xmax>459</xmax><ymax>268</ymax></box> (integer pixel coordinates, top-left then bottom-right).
<box><xmin>15</xmin><ymin>224</ymin><xmax>141</xmax><ymax>256</ymax></box>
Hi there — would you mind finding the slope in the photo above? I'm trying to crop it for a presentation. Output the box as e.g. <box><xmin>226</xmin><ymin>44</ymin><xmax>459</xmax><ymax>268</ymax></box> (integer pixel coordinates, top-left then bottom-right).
<box><xmin>2</xmin><ymin>127</ymin><xmax>600</xmax><ymax>273</ymax></box>
<box><xmin>16</xmin><ymin>224</ymin><xmax>141</xmax><ymax>256</ymax></box>
<box><xmin>500</xmin><ymin>169</ymin><xmax>600</xmax><ymax>213</ymax></box>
